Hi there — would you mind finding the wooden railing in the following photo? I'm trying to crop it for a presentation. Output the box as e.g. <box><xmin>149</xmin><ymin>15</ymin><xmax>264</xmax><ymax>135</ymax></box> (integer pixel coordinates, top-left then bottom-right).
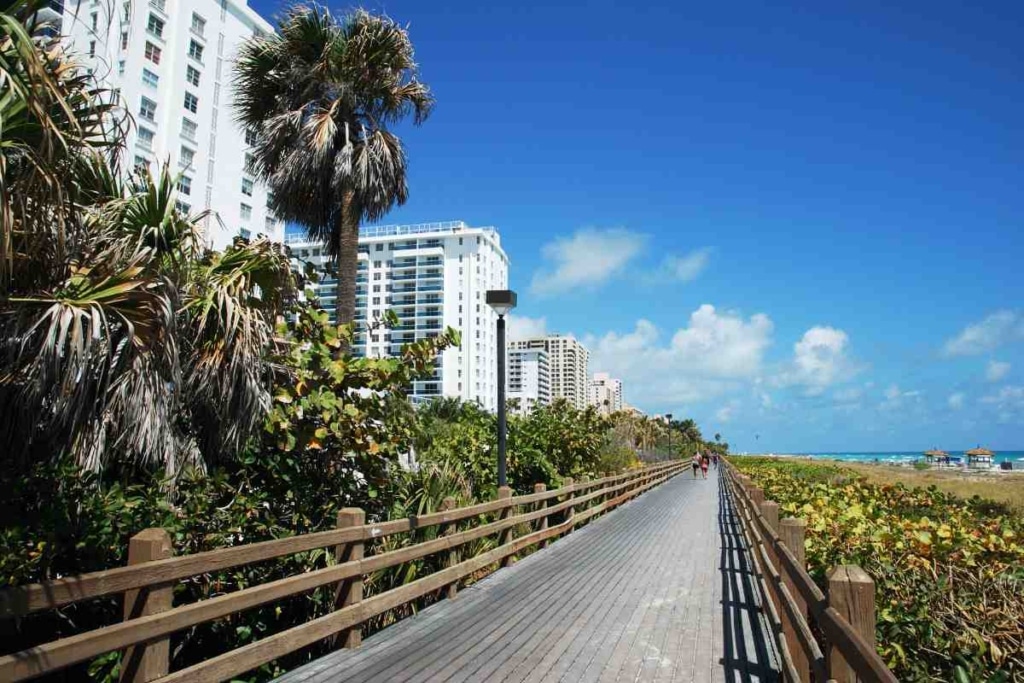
<box><xmin>0</xmin><ymin>461</ymin><xmax>686</xmax><ymax>682</ymax></box>
<box><xmin>722</xmin><ymin>460</ymin><xmax>897</xmax><ymax>683</ymax></box>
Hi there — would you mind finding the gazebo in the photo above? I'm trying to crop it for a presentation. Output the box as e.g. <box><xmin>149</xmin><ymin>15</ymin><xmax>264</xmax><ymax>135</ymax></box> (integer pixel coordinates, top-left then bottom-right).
<box><xmin>923</xmin><ymin>448</ymin><xmax>950</xmax><ymax>466</ymax></box>
<box><xmin>965</xmin><ymin>446</ymin><xmax>995</xmax><ymax>469</ymax></box>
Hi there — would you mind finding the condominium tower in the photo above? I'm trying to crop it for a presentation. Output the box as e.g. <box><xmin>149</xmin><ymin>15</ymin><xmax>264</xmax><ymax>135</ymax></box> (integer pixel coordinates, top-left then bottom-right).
<box><xmin>60</xmin><ymin>0</ymin><xmax>282</xmax><ymax>248</ymax></box>
<box><xmin>507</xmin><ymin>348</ymin><xmax>551</xmax><ymax>414</ymax></box>
<box><xmin>509</xmin><ymin>335</ymin><xmax>590</xmax><ymax>410</ymax></box>
<box><xmin>588</xmin><ymin>372</ymin><xmax>623</xmax><ymax>415</ymax></box>
<box><xmin>287</xmin><ymin>222</ymin><xmax>510</xmax><ymax>409</ymax></box>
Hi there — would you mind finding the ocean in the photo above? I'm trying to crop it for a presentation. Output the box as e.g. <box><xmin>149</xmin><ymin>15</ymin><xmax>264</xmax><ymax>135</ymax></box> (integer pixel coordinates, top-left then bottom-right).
<box><xmin>777</xmin><ymin>451</ymin><xmax>1024</xmax><ymax>467</ymax></box>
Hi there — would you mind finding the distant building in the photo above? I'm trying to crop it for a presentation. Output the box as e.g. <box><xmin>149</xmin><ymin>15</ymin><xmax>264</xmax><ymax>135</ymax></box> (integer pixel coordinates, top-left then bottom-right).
<box><xmin>287</xmin><ymin>221</ymin><xmax>510</xmax><ymax>409</ymax></box>
<box><xmin>588</xmin><ymin>372</ymin><xmax>623</xmax><ymax>415</ymax></box>
<box><xmin>60</xmin><ymin>0</ymin><xmax>283</xmax><ymax>249</ymax></box>
<box><xmin>507</xmin><ymin>348</ymin><xmax>550</xmax><ymax>414</ymax></box>
<box><xmin>510</xmin><ymin>335</ymin><xmax>590</xmax><ymax>410</ymax></box>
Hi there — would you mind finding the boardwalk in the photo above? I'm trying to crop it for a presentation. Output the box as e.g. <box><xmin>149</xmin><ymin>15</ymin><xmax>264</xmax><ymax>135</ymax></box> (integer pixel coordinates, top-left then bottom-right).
<box><xmin>278</xmin><ymin>470</ymin><xmax>779</xmax><ymax>683</ymax></box>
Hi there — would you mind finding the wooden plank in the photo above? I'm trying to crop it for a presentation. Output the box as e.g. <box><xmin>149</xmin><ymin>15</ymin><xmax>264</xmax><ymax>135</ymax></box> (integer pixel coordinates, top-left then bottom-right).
<box><xmin>498</xmin><ymin>487</ymin><xmax>515</xmax><ymax>569</ymax></box>
<box><xmin>779</xmin><ymin>517</ymin><xmax>812</xmax><ymax>683</ymax></box>
<box><xmin>441</xmin><ymin>497</ymin><xmax>459</xmax><ymax>600</ymax></box>
<box><xmin>827</xmin><ymin>566</ymin><xmax>880</xmax><ymax>683</ymax></box>
<box><xmin>119</xmin><ymin>529</ymin><xmax>172</xmax><ymax>683</ymax></box>
<box><xmin>534</xmin><ymin>484</ymin><xmax>549</xmax><ymax>550</ymax></box>
<box><xmin>333</xmin><ymin>508</ymin><xmax>364</xmax><ymax>650</ymax></box>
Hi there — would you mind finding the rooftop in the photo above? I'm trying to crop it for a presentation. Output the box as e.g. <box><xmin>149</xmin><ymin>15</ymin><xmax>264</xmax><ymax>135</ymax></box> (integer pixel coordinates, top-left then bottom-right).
<box><xmin>285</xmin><ymin>221</ymin><xmax>499</xmax><ymax>245</ymax></box>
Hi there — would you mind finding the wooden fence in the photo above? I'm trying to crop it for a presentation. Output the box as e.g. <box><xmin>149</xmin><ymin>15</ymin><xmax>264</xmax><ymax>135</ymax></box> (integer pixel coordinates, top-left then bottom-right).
<box><xmin>0</xmin><ymin>461</ymin><xmax>686</xmax><ymax>682</ymax></box>
<box><xmin>722</xmin><ymin>460</ymin><xmax>897</xmax><ymax>683</ymax></box>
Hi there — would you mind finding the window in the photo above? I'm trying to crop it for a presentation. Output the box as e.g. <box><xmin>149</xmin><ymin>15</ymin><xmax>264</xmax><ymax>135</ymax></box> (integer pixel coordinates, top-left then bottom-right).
<box><xmin>372</xmin><ymin>285</ymin><xmax>380</xmax><ymax>293</ymax></box>
<box><xmin>146</xmin><ymin>14</ymin><xmax>164</xmax><ymax>37</ymax></box>
<box><xmin>138</xmin><ymin>96</ymin><xmax>156</xmax><ymax>122</ymax></box>
<box><xmin>149</xmin><ymin>0</ymin><xmax>165</xmax><ymax>11</ymax></box>
<box><xmin>181</xmin><ymin>118</ymin><xmax>197</xmax><ymax>141</ymax></box>
<box><xmin>144</xmin><ymin>41</ymin><xmax>161</xmax><ymax>64</ymax></box>
<box><xmin>266</xmin><ymin>191</ymin><xmax>274</xmax><ymax>208</ymax></box>
<box><xmin>177</xmin><ymin>175</ymin><xmax>192</xmax><ymax>196</ymax></box>
<box><xmin>265</xmin><ymin>217</ymin><xmax>276</xmax><ymax>232</ymax></box>
<box><xmin>373</xmin><ymin>273</ymin><xmax>381</xmax><ymax>281</ymax></box>
<box><xmin>375</xmin><ymin>244</ymin><xmax>383</xmax><ymax>251</ymax></box>
<box><xmin>183</xmin><ymin>92</ymin><xmax>198</xmax><ymax>113</ymax></box>
<box><xmin>134</xmin><ymin>155</ymin><xmax>148</xmax><ymax>170</ymax></box>
<box><xmin>88</xmin><ymin>41</ymin><xmax>96</xmax><ymax>57</ymax></box>
<box><xmin>118</xmin><ymin>60</ymin><xmax>125</xmax><ymax>75</ymax></box>
<box><xmin>239</xmin><ymin>228</ymin><xmax>251</xmax><ymax>240</ymax></box>
<box><xmin>372</xmin><ymin>297</ymin><xmax>380</xmax><ymax>305</ymax></box>
<box><xmin>241</xmin><ymin>178</ymin><xmax>253</xmax><ymax>196</ymax></box>
<box><xmin>244</xmin><ymin>153</ymin><xmax>255</xmax><ymax>174</ymax></box>
<box><xmin>179</xmin><ymin>146</ymin><xmax>194</xmax><ymax>169</ymax></box>
<box><xmin>121</xmin><ymin>31</ymin><xmax>128</xmax><ymax>50</ymax></box>
<box><xmin>142</xmin><ymin>68</ymin><xmax>158</xmax><ymax>87</ymax></box>
<box><xmin>187</xmin><ymin>39</ymin><xmax>203</xmax><ymax>62</ymax></box>
<box><xmin>137</xmin><ymin>127</ymin><xmax>154</xmax><ymax>150</ymax></box>
<box><xmin>191</xmin><ymin>12</ymin><xmax>205</xmax><ymax>36</ymax></box>
<box><xmin>240</xmin><ymin>203</ymin><xmax>252</xmax><ymax>220</ymax></box>
<box><xmin>186</xmin><ymin>65</ymin><xmax>200</xmax><ymax>87</ymax></box>
<box><xmin>90</xmin><ymin>12</ymin><xmax>97</xmax><ymax>30</ymax></box>
<box><xmin>175</xmin><ymin>200</ymin><xmax>190</xmax><ymax>214</ymax></box>
<box><xmin>244</xmin><ymin>129</ymin><xmax>257</xmax><ymax>146</ymax></box>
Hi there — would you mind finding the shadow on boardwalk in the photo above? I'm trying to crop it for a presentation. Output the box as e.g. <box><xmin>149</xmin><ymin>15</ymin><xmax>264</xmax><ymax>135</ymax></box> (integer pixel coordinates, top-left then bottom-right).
<box><xmin>717</xmin><ymin>475</ymin><xmax>780</xmax><ymax>683</ymax></box>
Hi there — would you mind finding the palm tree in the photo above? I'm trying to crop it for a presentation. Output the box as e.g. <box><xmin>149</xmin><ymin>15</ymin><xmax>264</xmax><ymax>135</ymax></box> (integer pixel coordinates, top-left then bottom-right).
<box><xmin>233</xmin><ymin>5</ymin><xmax>433</xmax><ymax>327</ymax></box>
<box><xmin>0</xmin><ymin>4</ymin><xmax>295</xmax><ymax>475</ymax></box>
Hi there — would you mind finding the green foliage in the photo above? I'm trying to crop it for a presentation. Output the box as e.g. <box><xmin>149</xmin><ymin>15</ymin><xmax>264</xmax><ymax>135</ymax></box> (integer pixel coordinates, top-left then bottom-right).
<box><xmin>732</xmin><ymin>457</ymin><xmax>1024</xmax><ymax>682</ymax></box>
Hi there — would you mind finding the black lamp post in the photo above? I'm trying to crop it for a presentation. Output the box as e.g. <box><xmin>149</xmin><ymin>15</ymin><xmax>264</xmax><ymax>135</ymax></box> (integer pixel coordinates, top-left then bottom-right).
<box><xmin>665</xmin><ymin>413</ymin><xmax>673</xmax><ymax>461</ymax></box>
<box><xmin>486</xmin><ymin>289</ymin><xmax>517</xmax><ymax>487</ymax></box>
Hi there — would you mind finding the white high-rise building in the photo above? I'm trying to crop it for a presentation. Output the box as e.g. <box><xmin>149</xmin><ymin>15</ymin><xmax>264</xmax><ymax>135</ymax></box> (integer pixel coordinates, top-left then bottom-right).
<box><xmin>288</xmin><ymin>221</ymin><xmax>510</xmax><ymax>409</ymax></box>
<box><xmin>509</xmin><ymin>335</ymin><xmax>590</xmax><ymax>410</ymax></box>
<box><xmin>507</xmin><ymin>348</ymin><xmax>550</xmax><ymax>414</ymax></box>
<box><xmin>60</xmin><ymin>0</ymin><xmax>283</xmax><ymax>249</ymax></box>
<box><xmin>588</xmin><ymin>372</ymin><xmax>623</xmax><ymax>415</ymax></box>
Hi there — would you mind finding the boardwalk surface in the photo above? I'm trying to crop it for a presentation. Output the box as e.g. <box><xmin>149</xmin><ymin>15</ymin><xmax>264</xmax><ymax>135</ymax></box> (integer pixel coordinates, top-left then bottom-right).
<box><xmin>277</xmin><ymin>469</ymin><xmax>779</xmax><ymax>683</ymax></box>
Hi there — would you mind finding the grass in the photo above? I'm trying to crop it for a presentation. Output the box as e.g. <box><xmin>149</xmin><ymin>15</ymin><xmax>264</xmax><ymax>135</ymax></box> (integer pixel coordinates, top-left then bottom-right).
<box><xmin>823</xmin><ymin>459</ymin><xmax>1024</xmax><ymax>515</ymax></box>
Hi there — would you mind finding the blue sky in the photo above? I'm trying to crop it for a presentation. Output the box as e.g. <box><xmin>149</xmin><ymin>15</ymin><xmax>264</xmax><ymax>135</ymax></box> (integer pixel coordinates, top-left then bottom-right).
<box><xmin>254</xmin><ymin>0</ymin><xmax>1024</xmax><ymax>452</ymax></box>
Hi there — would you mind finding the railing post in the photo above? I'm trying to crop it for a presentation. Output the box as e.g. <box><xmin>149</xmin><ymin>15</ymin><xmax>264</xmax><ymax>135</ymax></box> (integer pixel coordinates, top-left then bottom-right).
<box><xmin>441</xmin><ymin>496</ymin><xmax>458</xmax><ymax>599</ymax></box>
<box><xmin>498</xmin><ymin>486</ymin><xmax>514</xmax><ymax>567</ymax></box>
<box><xmin>780</xmin><ymin>517</ymin><xmax>810</xmax><ymax>683</ymax></box>
<box><xmin>334</xmin><ymin>507</ymin><xmax>365</xmax><ymax>649</ymax></box>
<box><xmin>120</xmin><ymin>528</ymin><xmax>172</xmax><ymax>683</ymax></box>
<box><xmin>760</xmin><ymin>500</ymin><xmax>780</xmax><ymax>535</ymax></box>
<box><xmin>534</xmin><ymin>483</ymin><xmax>549</xmax><ymax>549</ymax></box>
<box><xmin>750</xmin><ymin>486</ymin><xmax>766</xmax><ymax>507</ymax></box>
<box><xmin>563</xmin><ymin>477</ymin><xmax>575</xmax><ymax>532</ymax></box>
<box><xmin>580</xmin><ymin>475</ymin><xmax>590</xmax><ymax>517</ymax></box>
<box><xmin>827</xmin><ymin>565</ymin><xmax>876</xmax><ymax>683</ymax></box>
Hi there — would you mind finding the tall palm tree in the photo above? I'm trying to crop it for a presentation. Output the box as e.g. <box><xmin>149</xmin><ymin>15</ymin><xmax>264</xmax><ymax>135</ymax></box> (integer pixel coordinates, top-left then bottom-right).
<box><xmin>233</xmin><ymin>5</ymin><xmax>433</xmax><ymax>327</ymax></box>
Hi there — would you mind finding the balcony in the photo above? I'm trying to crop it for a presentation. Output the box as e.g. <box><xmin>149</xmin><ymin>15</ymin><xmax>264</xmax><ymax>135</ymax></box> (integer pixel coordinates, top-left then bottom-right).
<box><xmin>392</xmin><ymin>273</ymin><xmax>418</xmax><ymax>282</ymax></box>
<box><xmin>417</xmin><ymin>284</ymin><xmax>442</xmax><ymax>292</ymax></box>
<box><xmin>392</xmin><ymin>259</ymin><xmax>417</xmax><ymax>269</ymax></box>
<box><xmin>418</xmin><ymin>257</ymin><xmax>442</xmax><ymax>266</ymax></box>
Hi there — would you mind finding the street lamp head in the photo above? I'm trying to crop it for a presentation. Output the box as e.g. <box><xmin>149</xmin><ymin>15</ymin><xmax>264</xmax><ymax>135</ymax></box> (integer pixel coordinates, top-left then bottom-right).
<box><xmin>486</xmin><ymin>289</ymin><xmax>517</xmax><ymax>317</ymax></box>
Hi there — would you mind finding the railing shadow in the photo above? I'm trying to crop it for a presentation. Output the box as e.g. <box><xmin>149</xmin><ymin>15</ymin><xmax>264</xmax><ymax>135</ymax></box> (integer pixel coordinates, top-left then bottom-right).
<box><xmin>718</xmin><ymin>474</ymin><xmax>780</xmax><ymax>682</ymax></box>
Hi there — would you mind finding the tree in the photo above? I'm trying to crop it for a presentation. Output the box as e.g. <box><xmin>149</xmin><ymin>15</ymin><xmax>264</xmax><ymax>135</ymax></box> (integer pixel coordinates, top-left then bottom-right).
<box><xmin>234</xmin><ymin>5</ymin><xmax>433</xmax><ymax>327</ymax></box>
<box><xmin>0</xmin><ymin>3</ymin><xmax>295</xmax><ymax>475</ymax></box>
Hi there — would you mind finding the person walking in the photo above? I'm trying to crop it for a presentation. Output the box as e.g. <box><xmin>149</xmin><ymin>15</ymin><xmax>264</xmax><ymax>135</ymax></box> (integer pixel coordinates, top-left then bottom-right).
<box><xmin>712</xmin><ymin>453</ymin><xmax>720</xmax><ymax>469</ymax></box>
<box><xmin>691</xmin><ymin>452</ymin><xmax>701</xmax><ymax>478</ymax></box>
<box><xmin>700</xmin><ymin>453</ymin><xmax>709</xmax><ymax>479</ymax></box>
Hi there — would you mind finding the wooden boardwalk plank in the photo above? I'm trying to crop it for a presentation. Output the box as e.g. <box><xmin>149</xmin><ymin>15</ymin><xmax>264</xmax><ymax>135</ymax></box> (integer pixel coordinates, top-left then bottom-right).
<box><xmin>275</xmin><ymin>469</ymin><xmax>779</xmax><ymax>683</ymax></box>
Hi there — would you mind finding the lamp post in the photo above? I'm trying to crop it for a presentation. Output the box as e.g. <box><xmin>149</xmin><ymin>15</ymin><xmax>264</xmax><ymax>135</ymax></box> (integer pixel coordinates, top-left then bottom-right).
<box><xmin>665</xmin><ymin>413</ymin><xmax>673</xmax><ymax>461</ymax></box>
<box><xmin>486</xmin><ymin>289</ymin><xmax>517</xmax><ymax>487</ymax></box>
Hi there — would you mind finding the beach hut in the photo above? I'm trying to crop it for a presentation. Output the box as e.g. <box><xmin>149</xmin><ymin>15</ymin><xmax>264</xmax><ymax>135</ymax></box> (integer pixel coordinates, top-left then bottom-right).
<box><xmin>923</xmin><ymin>448</ymin><xmax>949</xmax><ymax>466</ymax></box>
<box><xmin>965</xmin><ymin>446</ymin><xmax>995</xmax><ymax>469</ymax></box>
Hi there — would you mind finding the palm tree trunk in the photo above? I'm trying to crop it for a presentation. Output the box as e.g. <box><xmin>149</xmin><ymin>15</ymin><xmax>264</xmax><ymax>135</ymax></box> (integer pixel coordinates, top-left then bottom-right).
<box><xmin>334</xmin><ymin>189</ymin><xmax>360</xmax><ymax>332</ymax></box>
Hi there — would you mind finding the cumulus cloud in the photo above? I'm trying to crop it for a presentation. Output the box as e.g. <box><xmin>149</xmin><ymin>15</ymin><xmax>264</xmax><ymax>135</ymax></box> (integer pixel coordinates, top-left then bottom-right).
<box><xmin>507</xmin><ymin>314</ymin><xmax>548</xmax><ymax>341</ymax></box>
<box><xmin>776</xmin><ymin>326</ymin><xmax>856</xmax><ymax>395</ymax></box>
<box><xmin>879</xmin><ymin>384</ymin><xmax>922</xmax><ymax>413</ymax></box>
<box><xmin>716</xmin><ymin>400</ymin><xmax>740</xmax><ymax>423</ymax></box>
<box><xmin>583</xmin><ymin>304</ymin><xmax>774</xmax><ymax>406</ymax></box>
<box><xmin>986</xmin><ymin>360</ymin><xmax>1011</xmax><ymax>382</ymax></box>
<box><xmin>659</xmin><ymin>248</ymin><xmax>712</xmax><ymax>283</ymax></box>
<box><xmin>948</xmin><ymin>392</ymin><xmax>965</xmax><ymax>410</ymax></box>
<box><xmin>530</xmin><ymin>228</ymin><xmax>646</xmax><ymax>295</ymax></box>
<box><xmin>943</xmin><ymin>311</ymin><xmax>1024</xmax><ymax>356</ymax></box>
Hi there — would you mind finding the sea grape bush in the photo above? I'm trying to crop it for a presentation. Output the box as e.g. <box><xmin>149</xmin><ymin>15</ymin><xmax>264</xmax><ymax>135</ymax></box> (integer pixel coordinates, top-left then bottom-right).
<box><xmin>731</xmin><ymin>457</ymin><xmax>1023</xmax><ymax>683</ymax></box>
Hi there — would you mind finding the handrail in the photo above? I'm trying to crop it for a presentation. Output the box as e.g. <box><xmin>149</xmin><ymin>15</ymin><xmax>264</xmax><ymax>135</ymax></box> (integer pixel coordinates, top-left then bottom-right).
<box><xmin>722</xmin><ymin>460</ymin><xmax>897</xmax><ymax>683</ymax></box>
<box><xmin>0</xmin><ymin>461</ymin><xmax>685</xmax><ymax>682</ymax></box>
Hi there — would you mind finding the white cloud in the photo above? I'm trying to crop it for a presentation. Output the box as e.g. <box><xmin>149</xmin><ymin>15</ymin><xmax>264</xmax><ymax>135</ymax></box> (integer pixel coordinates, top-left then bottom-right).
<box><xmin>584</xmin><ymin>304</ymin><xmax>774</xmax><ymax>406</ymax></box>
<box><xmin>980</xmin><ymin>385</ymin><xmax>1024</xmax><ymax>423</ymax></box>
<box><xmin>530</xmin><ymin>228</ymin><xmax>646</xmax><ymax>295</ymax></box>
<box><xmin>948</xmin><ymin>392</ymin><xmax>965</xmax><ymax>410</ymax></box>
<box><xmin>716</xmin><ymin>400</ymin><xmax>740</xmax><ymax>423</ymax></box>
<box><xmin>507</xmin><ymin>314</ymin><xmax>548</xmax><ymax>341</ymax></box>
<box><xmin>943</xmin><ymin>311</ymin><xmax>1024</xmax><ymax>356</ymax></box>
<box><xmin>986</xmin><ymin>360</ymin><xmax>1011</xmax><ymax>382</ymax></box>
<box><xmin>660</xmin><ymin>248</ymin><xmax>712</xmax><ymax>283</ymax></box>
<box><xmin>777</xmin><ymin>326</ymin><xmax>856</xmax><ymax>395</ymax></box>
<box><xmin>879</xmin><ymin>384</ymin><xmax>922</xmax><ymax>413</ymax></box>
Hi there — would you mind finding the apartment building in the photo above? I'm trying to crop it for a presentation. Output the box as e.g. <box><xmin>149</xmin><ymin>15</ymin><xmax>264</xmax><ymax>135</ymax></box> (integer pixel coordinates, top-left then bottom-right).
<box><xmin>287</xmin><ymin>221</ymin><xmax>510</xmax><ymax>409</ymax></box>
<box><xmin>507</xmin><ymin>348</ymin><xmax>550</xmax><ymax>414</ymax></box>
<box><xmin>588</xmin><ymin>372</ymin><xmax>623</xmax><ymax>415</ymax></box>
<box><xmin>509</xmin><ymin>335</ymin><xmax>590</xmax><ymax>410</ymax></box>
<box><xmin>61</xmin><ymin>0</ymin><xmax>282</xmax><ymax>248</ymax></box>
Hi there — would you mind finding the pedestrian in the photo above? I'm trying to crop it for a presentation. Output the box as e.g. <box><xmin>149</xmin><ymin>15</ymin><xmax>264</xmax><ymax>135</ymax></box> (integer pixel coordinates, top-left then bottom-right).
<box><xmin>712</xmin><ymin>453</ymin><xmax>719</xmax><ymax>469</ymax></box>
<box><xmin>691</xmin><ymin>452</ymin><xmax>701</xmax><ymax>478</ymax></box>
<box><xmin>700</xmin><ymin>453</ymin><xmax>709</xmax><ymax>479</ymax></box>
